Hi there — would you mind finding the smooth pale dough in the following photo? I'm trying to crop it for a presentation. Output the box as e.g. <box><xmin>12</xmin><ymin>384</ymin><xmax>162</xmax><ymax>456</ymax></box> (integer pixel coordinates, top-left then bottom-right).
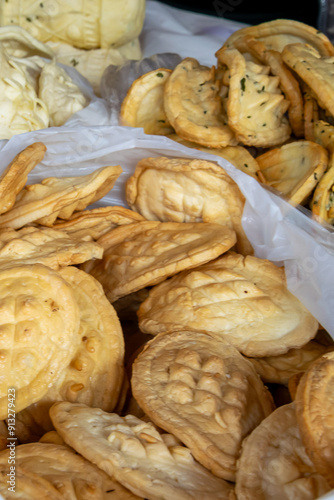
<box><xmin>50</xmin><ymin>402</ymin><xmax>235</xmax><ymax>500</ymax></box>
<box><xmin>0</xmin><ymin>264</ymin><xmax>80</xmax><ymax>419</ymax></box>
<box><xmin>138</xmin><ymin>251</ymin><xmax>319</xmax><ymax>357</ymax></box>
<box><xmin>131</xmin><ymin>330</ymin><xmax>274</xmax><ymax>482</ymax></box>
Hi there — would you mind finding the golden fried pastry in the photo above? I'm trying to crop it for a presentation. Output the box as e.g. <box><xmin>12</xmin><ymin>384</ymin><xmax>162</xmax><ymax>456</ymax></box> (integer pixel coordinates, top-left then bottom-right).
<box><xmin>120</xmin><ymin>68</ymin><xmax>174</xmax><ymax>135</ymax></box>
<box><xmin>0</xmin><ymin>421</ymin><xmax>7</xmax><ymax>451</ymax></box>
<box><xmin>0</xmin><ymin>225</ymin><xmax>103</xmax><ymax>270</ymax></box>
<box><xmin>15</xmin><ymin>266</ymin><xmax>124</xmax><ymax>441</ymax></box>
<box><xmin>39</xmin><ymin>431</ymin><xmax>66</xmax><ymax>446</ymax></box>
<box><xmin>131</xmin><ymin>330</ymin><xmax>274</xmax><ymax>481</ymax></box>
<box><xmin>282</xmin><ymin>43</ymin><xmax>334</xmax><ymax>118</ymax></box>
<box><xmin>0</xmin><ymin>264</ymin><xmax>80</xmax><ymax>419</ymax></box>
<box><xmin>138</xmin><ymin>251</ymin><xmax>319</xmax><ymax>357</ymax></box>
<box><xmin>256</xmin><ymin>140</ymin><xmax>328</xmax><ymax>205</ymax></box>
<box><xmin>295</xmin><ymin>351</ymin><xmax>334</xmax><ymax>486</ymax></box>
<box><xmin>235</xmin><ymin>403</ymin><xmax>331</xmax><ymax>499</ymax></box>
<box><xmin>0</xmin><ymin>442</ymin><xmax>140</xmax><ymax>499</ymax></box>
<box><xmin>303</xmin><ymin>90</ymin><xmax>320</xmax><ymax>141</ymax></box>
<box><xmin>125</xmin><ymin>156</ymin><xmax>252</xmax><ymax>255</ymax></box>
<box><xmin>50</xmin><ymin>402</ymin><xmax>235</xmax><ymax>500</ymax></box>
<box><xmin>246</xmin><ymin>340</ymin><xmax>333</xmax><ymax>385</ymax></box>
<box><xmin>52</xmin><ymin>205</ymin><xmax>145</xmax><ymax>241</ymax></box>
<box><xmin>163</xmin><ymin>57</ymin><xmax>236</xmax><ymax>148</ymax></box>
<box><xmin>232</xmin><ymin>35</ymin><xmax>304</xmax><ymax>138</ymax></box>
<box><xmin>0</xmin><ymin>164</ymin><xmax>122</xmax><ymax>229</ymax></box>
<box><xmin>83</xmin><ymin>220</ymin><xmax>237</xmax><ymax>303</ymax></box>
<box><xmin>216</xmin><ymin>47</ymin><xmax>291</xmax><ymax>147</ymax></box>
<box><xmin>167</xmin><ymin>135</ymin><xmax>265</xmax><ymax>181</ymax></box>
<box><xmin>0</xmin><ymin>142</ymin><xmax>46</xmax><ymax>215</ymax></box>
<box><xmin>0</xmin><ymin>464</ymin><xmax>63</xmax><ymax>499</ymax></box>
<box><xmin>222</xmin><ymin>18</ymin><xmax>334</xmax><ymax>56</ymax></box>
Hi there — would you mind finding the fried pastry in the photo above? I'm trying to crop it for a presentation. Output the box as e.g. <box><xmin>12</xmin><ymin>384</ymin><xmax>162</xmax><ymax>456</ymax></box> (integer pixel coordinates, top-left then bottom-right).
<box><xmin>235</xmin><ymin>403</ymin><xmax>331</xmax><ymax>499</ymax></box>
<box><xmin>0</xmin><ymin>225</ymin><xmax>103</xmax><ymax>270</ymax></box>
<box><xmin>83</xmin><ymin>220</ymin><xmax>237</xmax><ymax>303</ymax></box>
<box><xmin>0</xmin><ymin>142</ymin><xmax>46</xmax><ymax>215</ymax></box>
<box><xmin>0</xmin><ymin>264</ymin><xmax>80</xmax><ymax>419</ymax></box>
<box><xmin>0</xmin><ymin>464</ymin><xmax>63</xmax><ymax>499</ymax></box>
<box><xmin>15</xmin><ymin>266</ymin><xmax>124</xmax><ymax>440</ymax></box>
<box><xmin>222</xmin><ymin>18</ymin><xmax>334</xmax><ymax>56</ymax></box>
<box><xmin>0</xmin><ymin>442</ymin><xmax>140</xmax><ymax>499</ymax></box>
<box><xmin>216</xmin><ymin>47</ymin><xmax>291</xmax><ymax>147</ymax></box>
<box><xmin>246</xmin><ymin>340</ymin><xmax>333</xmax><ymax>385</ymax></box>
<box><xmin>125</xmin><ymin>156</ymin><xmax>252</xmax><ymax>255</ymax></box>
<box><xmin>50</xmin><ymin>402</ymin><xmax>235</xmax><ymax>500</ymax></box>
<box><xmin>256</xmin><ymin>140</ymin><xmax>328</xmax><ymax>205</ymax></box>
<box><xmin>131</xmin><ymin>330</ymin><xmax>274</xmax><ymax>481</ymax></box>
<box><xmin>167</xmin><ymin>135</ymin><xmax>265</xmax><ymax>181</ymax></box>
<box><xmin>295</xmin><ymin>351</ymin><xmax>334</xmax><ymax>486</ymax></box>
<box><xmin>163</xmin><ymin>57</ymin><xmax>236</xmax><ymax>148</ymax></box>
<box><xmin>0</xmin><ymin>164</ymin><xmax>122</xmax><ymax>229</ymax></box>
<box><xmin>282</xmin><ymin>43</ymin><xmax>334</xmax><ymax>118</ymax></box>
<box><xmin>137</xmin><ymin>251</ymin><xmax>319</xmax><ymax>357</ymax></box>
<box><xmin>120</xmin><ymin>68</ymin><xmax>174</xmax><ymax>135</ymax></box>
<box><xmin>52</xmin><ymin>205</ymin><xmax>145</xmax><ymax>241</ymax></box>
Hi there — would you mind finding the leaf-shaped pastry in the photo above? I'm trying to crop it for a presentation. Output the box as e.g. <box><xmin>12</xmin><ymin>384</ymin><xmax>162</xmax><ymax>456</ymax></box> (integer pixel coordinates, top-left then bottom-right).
<box><xmin>0</xmin><ymin>164</ymin><xmax>122</xmax><ymax>229</ymax></box>
<box><xmin>132</xmin><ymin>330</ymin><xmax>274</xmax><ymax>482</ymax></box>
<box><xmin>216</xmin><ymin>47</ymin><xmax>291</xmax><ymax>147</ymax></box>
<box><xmin>138</xmin><ymin>251</ymin><xmax>319</xmax><ymax>357</ymax></box>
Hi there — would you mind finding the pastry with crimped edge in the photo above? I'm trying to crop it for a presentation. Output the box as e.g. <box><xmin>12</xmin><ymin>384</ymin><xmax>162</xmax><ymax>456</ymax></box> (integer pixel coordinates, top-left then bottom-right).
<box><xmin>51</xmin><ymin>205</ymin><xmax>145</xmax><ymax>241</ymax></box>
<box><xmin>310</xmin><ymin>120</ymin><xmax>334</xmax><ymax>224</ymax></box>
<box><xmin>15</xmin><ymin>265</ymin><xmax>124</xmax><ymax>442</ymax></box>
<box><xmin>0</xmin><ymin>164</ymin><xmax>122</xmax><ymax>229</ymax></box>
<box><xmin>0</xmin><ymin>442</ymin><xmax>140</xmax><ymax>499</ymax></box>
<box><xmin>0</xmin><ymin>264</ymin><xmax>80</xmax><ymax>420</ymax></box>
<box><xmin>303</xmin><ymin>90</ymin><xmax>319</xmax><ymax>141</ymax></box>
<box><xmin>120</xmin><ymin>68</ymin><xmax>174</xmax><ymax>135</ymax></box>
<box><xmin>125</xmin><ymin>156</ymin><xmax>252</xmax><ymax>255</ymax></box>
<box><xmin>282</xmin><ymin>43</ymin><xmax>334</xmax><ymax>119</ymax></box>
<box><xmin>131</xmin><ymin>329</ymin><xmax>274</xmax><ymax>482</ymax></box>
<box><xmin>295</xmin><ymin>351</ymin><xmax>334</xmax><ymax>486</ymax></box>
<box><xmin>163</xmin><ymin>57</ymin><xmax>236</xmax><ymax>148</ymax></box>
<box><xmin>222</xmin><ymin>18</ymin><xmax>334</xmax><ymax>57</ymax></box>
<box><xmin>137</xmin><ymin>251</ymin><xmax>319</xmax><ymax>357</ymax></box>
<box><xmin>246</xmin><ymin>340</ymin><xmax>334</xmax><ymax>385</ymax></box>
<box><xmin>231</xmin><ymin>34</ymin><xmax>304</xmax><ymax>138</ymax></box>
<box><xmin>0</xmin><ymin>225</ymin><xmax>103</xmax><ymax>270</ymax></box>
<box><xmin>256</xmin><ymin>140</ymin><xmax>328</xmax><ymax>206</ymax></box>
<box><xmin>49</xmin><ymin>402</ymin><xmax>235</xmax><ymax>500</ymax></box>
<box><xmin>166</xmin><ymin>135</ymin><xmax>265</xmax><ymax>181</ymax></box>
<box><xmin>216</xmin><ymin>47</ymin><xmax>291</xmax><ymax>147</ymax></box>
<box><xmin>0</xmin><ymin>142</ymin><xmax>46</xmax><ymax>215</ymax></box>
<box><xmin>82</xmin><ymin>220</ymin><xmax>237</xmax><ymax>303</ymax></box>
<box><xmin>235</xmin><ymin>402</ymin><xmax>331</xmax><ymax>500</ymax></box>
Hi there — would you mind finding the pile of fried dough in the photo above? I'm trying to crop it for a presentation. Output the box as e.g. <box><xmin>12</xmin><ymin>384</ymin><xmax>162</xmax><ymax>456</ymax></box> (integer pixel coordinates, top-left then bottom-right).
<box><xmin>0</xmin><ymin>136</ymin><xmax>333</xmax><ymax>500</ymax></box>
<box><xmin>120</xmin><ymin>18</ymin><xmax>334</xmax><ymax>228</ymax></box>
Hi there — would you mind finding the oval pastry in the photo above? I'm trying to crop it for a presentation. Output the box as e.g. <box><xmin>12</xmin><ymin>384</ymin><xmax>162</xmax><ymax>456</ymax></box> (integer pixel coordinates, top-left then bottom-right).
<box><xmin>131</xmin><ymin>330</ymin><xmax>274</xmax><ymax>481</ymax></box>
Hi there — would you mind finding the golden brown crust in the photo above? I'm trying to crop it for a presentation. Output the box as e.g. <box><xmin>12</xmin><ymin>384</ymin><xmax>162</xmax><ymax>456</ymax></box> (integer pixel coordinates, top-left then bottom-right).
<box><xmin>131</xmin><ymin>330</ymin><xmax>274</xmax><ymax>482</ymax></box>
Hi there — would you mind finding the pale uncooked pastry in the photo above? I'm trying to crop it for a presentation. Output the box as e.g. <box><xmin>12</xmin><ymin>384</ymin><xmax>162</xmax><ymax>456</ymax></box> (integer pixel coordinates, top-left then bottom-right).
<box><xmin>138</xmin><ymin>251</ymin><xmax>319</xmax><ymax>357</ymax></box>
<box><xmin>39</xmin><ymin>61</ymin><xmax>88</xmax><ymax>126</ymax></box>
<box><xmin>131</xmin><ymin>330</ymin><xmax>274</xmax><ymax>482</ymax></box>
<box><xmin>295</xmin><ymin>351</ymin><xmax>334</xmax><ymax>486</ymax></box>
<box><xmin>82</xmin><ymin>220</ymin><xmax>237</xmax><ymax>303</ymax></box>
<box><xmin>0</xmin><ymin>164</ymin><xmax>122</xmax><ymax>229</ymax></box>
<box><xmin>0</xmin><ymin>0</ymin><xmax>146</xmax><ymax>49</ymax></box>
<box><xmin>125</xmin><ymin>156</ymin><xmax>253</xmax><ymax>255</ymax></box>
<box><xmin>0</xmin><ymin>142</ymin><xmax>46</xmax><ymax>215</ymax></box>
<box><xmin>235</xmin><ymin>403</ymin><xmax>331</xmax><ymax>500</ymax></box>
<box><xmin>0</xmin><ymin>225</ymin><xmax>103</xmax><ymax>270</ymax></box>
<box><xmin>0</xmin><ymin>264</ymin><xmax>80</xmax><ymax>419</ymax></box>
<box><xmin>15</xmin><ymin>266</ymin><xmax>124</xmax><ymax>441</ymax></box>
<box><xmin>50</xmin><ymin>402</ymin><xmax>235</xmax><ymax>500</ymax></box>
<box><xmin>0</xmin><ymin>442</ymin><xmax>140</xmax><ymax>499</ymax></box>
